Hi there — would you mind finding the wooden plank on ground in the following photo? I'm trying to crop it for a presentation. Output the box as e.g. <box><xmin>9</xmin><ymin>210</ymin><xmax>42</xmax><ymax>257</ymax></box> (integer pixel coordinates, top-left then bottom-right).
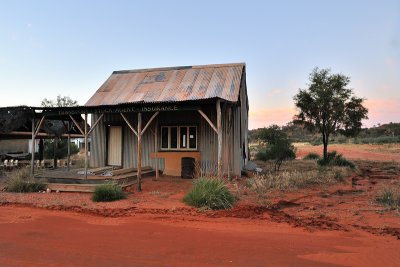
<box><xmin>112</xmin><ymin>169</ymin><xmax>154</xmax><ymax>180</ymax></box>
<box><xmin>47</xmin><ymin>183</ymin><xmax>98</xmax><ymax>193</ymax></box>
<box><xmin>112</xmin><ymin>166</ymin><xmax>152</xmax><ymax>176</ymax></box>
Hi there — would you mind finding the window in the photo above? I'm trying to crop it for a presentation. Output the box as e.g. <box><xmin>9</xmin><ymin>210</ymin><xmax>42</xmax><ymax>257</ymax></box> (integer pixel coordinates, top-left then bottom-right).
<box><xmin>160</xmin><ymin>126</ymin><xmax>197</xmax><ymax>150</ymax></box>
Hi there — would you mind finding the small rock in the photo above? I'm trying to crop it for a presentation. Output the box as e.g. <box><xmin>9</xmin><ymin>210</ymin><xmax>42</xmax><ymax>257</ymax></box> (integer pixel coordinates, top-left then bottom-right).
<box><xmin>46</xmin><ymin>188</ymin><xmax>51</xmax><ymax>193</ymax></box>
<box><xmin>56</xmin><ymin>190</ymin><xmax>60</xmax><ymax>193</ymax></box>
<box><xmin>244</xmin><ymin>161</ymin><xmax>257</xmax><ymax>171</ymax></box>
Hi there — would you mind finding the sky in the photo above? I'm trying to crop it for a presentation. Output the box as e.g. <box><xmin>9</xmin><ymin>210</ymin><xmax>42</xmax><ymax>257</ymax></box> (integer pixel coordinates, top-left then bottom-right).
<box><xmin>0</xmin><ymin>0</ymin><xmax>399</xmax><ymax>129</ymax></box>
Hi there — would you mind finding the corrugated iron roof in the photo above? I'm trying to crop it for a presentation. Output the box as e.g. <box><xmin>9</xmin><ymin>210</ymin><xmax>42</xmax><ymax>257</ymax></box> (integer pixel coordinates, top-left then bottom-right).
<box><xmin>85</xmin><ymin>63</ymin><xmax>245</xmax><ymax>106</ymax></box>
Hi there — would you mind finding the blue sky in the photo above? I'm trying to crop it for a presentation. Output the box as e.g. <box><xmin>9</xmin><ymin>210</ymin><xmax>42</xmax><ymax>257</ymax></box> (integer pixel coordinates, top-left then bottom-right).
<box><xmin>1</xmin><ymin>0</ymin><xmax>399</xmax><ymax>128</ymax></box>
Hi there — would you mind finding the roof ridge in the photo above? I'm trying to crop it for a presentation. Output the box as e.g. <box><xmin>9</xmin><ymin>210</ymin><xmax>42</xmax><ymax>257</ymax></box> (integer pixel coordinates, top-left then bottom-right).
<box><xmin>113</xmin><ymin>62</ymin><xmax>245</xmax><ymax>74</ymax></box>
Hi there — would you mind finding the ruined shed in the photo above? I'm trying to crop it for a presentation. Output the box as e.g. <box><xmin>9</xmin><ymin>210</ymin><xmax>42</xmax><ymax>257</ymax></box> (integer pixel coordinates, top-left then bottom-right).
<box><xmin>86</xmin><ymin>63</ymin><xmax>249</xmax><ymax>177</ymax></box>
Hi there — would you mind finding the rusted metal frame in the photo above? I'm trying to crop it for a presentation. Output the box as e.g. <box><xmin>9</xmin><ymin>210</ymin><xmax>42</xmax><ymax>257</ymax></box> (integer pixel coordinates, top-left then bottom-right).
<box><xmin>137</xmin><ymin>112</ymin><xmax>142</xmax><ymax>192</ymax></box>
<box><xmin>217</xmin><ymin>100</ymin><xmax>222</xmax><ymax>178</ymax></box>
<box><xmin>141</xmin><ymin>111</ymin><xmax>159</xmax><ymax>136</ymax></box>
<box><xmin>198</xmin><ymin>110</ymin><xmax>218</xmax><ymax>133</ymax></box>
<box><xmin>120</xmin><ymin>113</ymin><xmax>138</xmax><ymax>137</ymax></box>
<box><xmin>87</xmin><ymin>114</ymin><xmax>104</xmax><ymax>136</ymax></box>
<box><xmin>69</xmin><ymin>115</ymin><xmax>84</xmax><ymax>135</ymax></box>
<box><xmin>84</xmin><ymin>113</ymin><xmax>88</xmax><ymax>179</ymax></box>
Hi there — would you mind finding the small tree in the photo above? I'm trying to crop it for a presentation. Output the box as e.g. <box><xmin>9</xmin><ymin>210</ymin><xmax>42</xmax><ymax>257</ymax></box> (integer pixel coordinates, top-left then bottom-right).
<box><xmin>293</xmin><ymin>68</ymin><xmax>368</xmax><ymax>160</ymax></box>
<box><xmin>256</xmin><ymin>125</ymin><xmax>296</xmax><ymax>171</ymax></box>
<box><xmin>41</xmin><ymin>95</ymin><xmax>78</xmax><ymax>107</ymax></box>
<box><xmin>41</xmin><ymin>96</ymin><xmax>79</xmax><ymax>167</ymax></box>
<box><xmin>44</xmin><ymin>139</ymin><xmax>80</xmax><ymax>159</ymax></box>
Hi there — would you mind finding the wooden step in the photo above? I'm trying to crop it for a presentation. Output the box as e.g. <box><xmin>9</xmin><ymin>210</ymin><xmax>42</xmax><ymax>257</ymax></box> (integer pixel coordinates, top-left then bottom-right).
<box><xmin>47</xmin><ymin>183</ymin><xmax>98</xmax><ymax>193</ymax></box>
<box><xmin>111</xmin><ymin>166</ymin><xmax>152</xmax><ymax>176</ymax></box>
<box><xmin>112</xmin><ymin>169</ymin><xmax>154</xmax><ymax>180</ymax></box>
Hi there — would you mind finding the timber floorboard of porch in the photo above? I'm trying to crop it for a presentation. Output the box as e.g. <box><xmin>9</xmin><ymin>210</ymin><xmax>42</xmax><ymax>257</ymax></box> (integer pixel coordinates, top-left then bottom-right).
<box><xmin>45</xmin><ymin>169</ymin><xmax>156</xmax><ymax>192</ymax></box>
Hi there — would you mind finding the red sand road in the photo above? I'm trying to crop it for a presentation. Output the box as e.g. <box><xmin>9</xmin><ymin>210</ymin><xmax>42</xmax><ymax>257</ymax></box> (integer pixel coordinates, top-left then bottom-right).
<box><xmin>0</xmin><ymin>206</ymin><xmax>399</xmax><ymax>267</ymax></box>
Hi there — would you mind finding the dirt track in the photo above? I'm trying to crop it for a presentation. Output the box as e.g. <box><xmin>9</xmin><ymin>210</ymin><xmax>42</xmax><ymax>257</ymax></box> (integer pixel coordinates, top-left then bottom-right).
<box><xmin>0</xmin><ymin>206</ymin><xmax>399</xmax><ymax>267</ymax></box>
<box><xmin>1</xmin><ymin>156</ymin><xmax>399</xmax><ymax>266</ymax></box>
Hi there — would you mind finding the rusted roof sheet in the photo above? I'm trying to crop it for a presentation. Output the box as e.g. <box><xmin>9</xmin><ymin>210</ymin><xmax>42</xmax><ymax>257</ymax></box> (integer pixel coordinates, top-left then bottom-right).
<box><xmin>85</xmin><ymin>63</ymin><xmax>245</xmax><ymax>106</ymax></box>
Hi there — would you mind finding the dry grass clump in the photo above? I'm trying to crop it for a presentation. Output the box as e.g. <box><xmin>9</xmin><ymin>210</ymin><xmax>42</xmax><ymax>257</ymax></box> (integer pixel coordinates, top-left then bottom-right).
<box><xmin>376</xmin><ymin>186</ymin><xmax>400</xmax><ymax>211</ymax></box>
<box><xmin>5</xmin><ymin>168</ymin><xmax>46</xmax><ymax>193</ymax></box>
<box><xmin>246</xmin><ymin>166</ymin><xmax>351</xmax><ymax>197</ymax></box>
<box><xmin>256</xmin><ymin>159</ymin><xmax>318</xmax><ymax>173</ymax></box>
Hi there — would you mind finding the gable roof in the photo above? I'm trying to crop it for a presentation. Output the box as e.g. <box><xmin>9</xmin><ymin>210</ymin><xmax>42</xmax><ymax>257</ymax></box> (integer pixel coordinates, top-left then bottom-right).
<box><xmin>85</xmin><ymin>63</ymin><xmax>245</xmax><ymax>106</ymax></box>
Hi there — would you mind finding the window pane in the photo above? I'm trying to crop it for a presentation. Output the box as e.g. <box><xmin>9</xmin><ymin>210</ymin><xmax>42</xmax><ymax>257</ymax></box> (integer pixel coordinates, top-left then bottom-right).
<box><xmin>180</xmin><ymin>127</ymin><xmax>187</xmax><ymax>148</ymax></box>
<box><xmin>189</xmin><ymin>127</ymin><xmax>196</xmax><ymax>149</ymax></box>
<box><xmin>170</xmin><ymin>127</ymin><xmax>178</xmax><ymax>148</ymax></box>
<box><xmin>161</xmin><ymin>127</ymin><xmax>168</xmax><ymax>149</ymax></box>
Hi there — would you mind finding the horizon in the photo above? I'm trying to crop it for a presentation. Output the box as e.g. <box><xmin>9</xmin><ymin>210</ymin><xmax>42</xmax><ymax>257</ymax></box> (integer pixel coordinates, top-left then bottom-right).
<box><xmin>1</xmin><ymin>0</ymin><xmax>399</xmax><ymax>129</ymax></box>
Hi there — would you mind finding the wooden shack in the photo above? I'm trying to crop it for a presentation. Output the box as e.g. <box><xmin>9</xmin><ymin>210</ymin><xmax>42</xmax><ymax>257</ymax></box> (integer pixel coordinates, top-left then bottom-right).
<box><xmin>86</xmin><ymin>63</ymin><xmax>249</xmax><ymax>179</ymax></box>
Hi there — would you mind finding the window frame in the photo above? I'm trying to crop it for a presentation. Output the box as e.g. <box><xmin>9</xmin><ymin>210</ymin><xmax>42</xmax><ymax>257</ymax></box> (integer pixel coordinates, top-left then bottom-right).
<box><xmin>160</xmin><ymin>125</ymin><xmax>197</xmax><ymax>151</ymax></box>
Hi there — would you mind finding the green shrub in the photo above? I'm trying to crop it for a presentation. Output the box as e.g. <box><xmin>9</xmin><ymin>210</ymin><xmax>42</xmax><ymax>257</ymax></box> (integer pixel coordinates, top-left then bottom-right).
<box><xmin>5</xmin><ymin>169</ymin><xmax>46</xmax><ymax>193</ymax></box>
<box><xmin>376</xmin><ymin>187</ymin><xmax>400</xmax><ymax>210</ymax></box>
<box><xmin>44</xmin><ymin>139</ymin><xmax>80</xmax><ymax>159</ymax></box>
<box><xmin>255</xmin><ymin>150</ymin><xmax>268</xmax><ymax>161</ymax></box>
<box><xmin>317</xmin><ymin>151</ymin><xmax>355</xmax><ymax>169</ymax></box>
<box><xmin>303</xmin><ymin>153</ymin><xmax>321</xmax><ymax>160</ymax></box>
<box><xmin>92</xmin><ymin>182</ymin><xmax>126</xmax><ymax>202</ymax></box>
<box><xmin>183</xmin><ymin>177</ymin><xmax>235</xmax><ymax>210</ymax></box>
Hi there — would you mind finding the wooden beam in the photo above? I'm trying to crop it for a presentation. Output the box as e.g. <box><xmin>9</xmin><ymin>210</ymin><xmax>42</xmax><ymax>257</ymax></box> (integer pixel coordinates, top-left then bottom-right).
<box><xmin>198</xmin><ymin>110</ymin><xmax>218</xmax><ymax>133</ymax></box>
<box><xmin>5</xmin><ymin>131</ymin><xmax>84</xmax><ymax>138</ymax></box>
<box><xmin>137</xmin><ymin>112</ymin><xmax>142</xmax><ymax>191</ymax></box>
<box><xmin>87</xmin><ymin>114</ymin><xmax>104</xmax><ymax>136</ymax></box>
<box><xmin>154</xmin><ymin>119</ymin><xmax>159</xmax><ymax>181</ymax></box>
<box><xmin>34</xmin><ymin>116</ymin><xmax>45</xmax><ymax>136</ymax></box>
<box><xmin>67</xmin><ymin>121</ymin><xmax>71</xmax><ymax>171</ymax></box>
<box><xmin>30</xmin><ymin>118</ymin><xmax>35</xmax><ymax>177</ymax></box>
<box><xmin>227</xmin><ymin>105</ymin><xmax>232</xmax><ymax>181</ymax></box>
<box><xmin>217</xmin><ymin>100</ymin><xmax>222</xmax><ymax>178</ymax></box>
<box><xmin>120</xmin><ymin>113</ymin><xmax>138</xmax><ymax>137</ymax></box>
<box><xmin>84</xmin><ymin>113</ymin><xmax>88</xmax><ymax>179</ymax></box>
<box><xmin>69</xmin><ymin>115</ymin><xmax>84</xmax><ymax>135</ymax></box>
<box><xmin>141</xmin><ymin>111</ymin><xmax>159</xmax><ymax>136</ymax></box>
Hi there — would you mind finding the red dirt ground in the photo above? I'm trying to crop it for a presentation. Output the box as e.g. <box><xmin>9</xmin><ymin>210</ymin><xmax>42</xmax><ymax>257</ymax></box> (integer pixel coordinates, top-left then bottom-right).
<box><xmin>0</xmin><ymin>156</ymin><xmax>400</xmax><ymax>266</ymax></box>
<box><xmin>0</xmin><ymin>206</ymin><xmax>399</xmax><ymax>267</ymax></box>
<box><xmin>296</xmin><ymin>143</ymin><xmax>400</xmax><ymax>162</ymax></box>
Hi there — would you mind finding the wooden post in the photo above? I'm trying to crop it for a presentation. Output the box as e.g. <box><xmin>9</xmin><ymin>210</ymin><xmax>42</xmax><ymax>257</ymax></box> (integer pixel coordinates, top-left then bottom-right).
<box><xmin>53</xmin><ymin>137</ymin><xmax>58</xmax><ymax>169</ymax></box>
<box><xmin>30</xmin><ymin>117</ymin><xmax>35</xmax><ymax>177</ymax></box>
<box><xmin>217</xmin><ymin>100</ymin><xmax>222</xmax><ymax>178</ymax></box>
<box><xmin>67</xmin><ymin>121</ymin><xmax>71</xmax><ymax>171</ymax></box>
<box><xmin>227</xmin><ymin>105</ymin><xmax>232</xmax><ymax>181</ymax></box>
<box><xmin>154</xmin><ymin>119</ymin><xmax>159</xmax><ymax>181</ymax></box>
<box><xmin>84</xmin><ymin>113</ymin><xmax>88</xmax><ymax>179</ymax></box>
<box><xmin>137</xmin><ymin>112</ymin><xmax>142</xmax><ymax>191</ymax></box>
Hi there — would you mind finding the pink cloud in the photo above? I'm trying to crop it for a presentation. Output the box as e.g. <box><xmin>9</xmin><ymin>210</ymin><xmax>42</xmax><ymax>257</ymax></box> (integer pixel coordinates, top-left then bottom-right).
<box><xmin>249</xmin><ymin>107</ymin><xmax>296</xmax><ymax>129</ymax></box>
<box><xmin>249</xmin><ymin>98</ymin><xmax>400</xmax><ymax>130</ymax></box>
<box><xmin>364</xmin><ymin>99</ymin><xmax>400</xmax><ymax>127</ymax></box>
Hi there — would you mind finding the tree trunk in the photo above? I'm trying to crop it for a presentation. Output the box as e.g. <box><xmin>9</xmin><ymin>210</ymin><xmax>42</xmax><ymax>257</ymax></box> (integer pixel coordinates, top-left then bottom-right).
<box><xmin>322</xmin><ymin>133</ymin><xmax>329</xmax><ymax>160</ymax></box>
